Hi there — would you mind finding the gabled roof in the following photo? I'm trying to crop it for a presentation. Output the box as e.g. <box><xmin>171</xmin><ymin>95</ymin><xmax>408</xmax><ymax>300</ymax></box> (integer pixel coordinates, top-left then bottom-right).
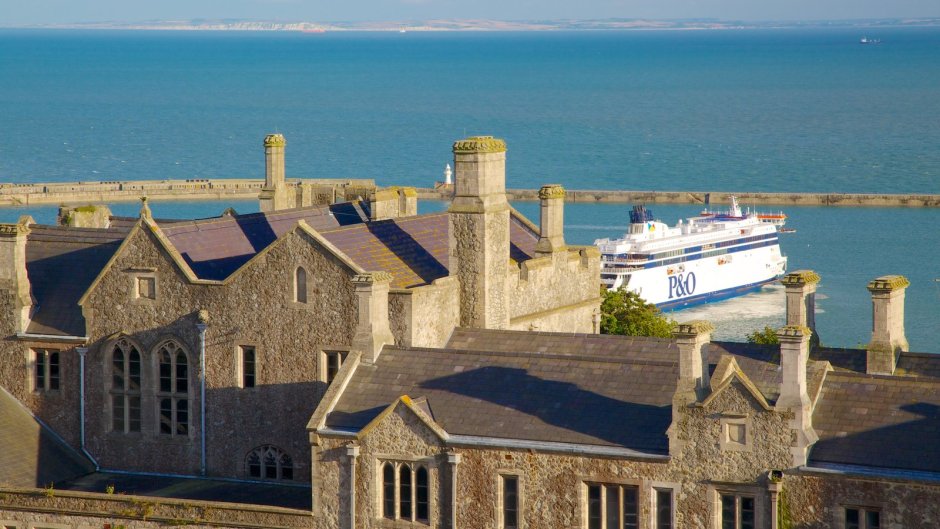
<box><xmin>325</xmin><ymin>338</ymin><xmax>677</xmax><ymax>453</ymax></box>
<box><xmin>159</xmin><ymin>203</ymin><xmax>369</xmax><ymax>281</ymax></box>
<box><xmin>25</xmin><ymin>224</ymin><xmax>129</xmax><ymax>336</ymax></box>
<box><xmin>318</xmin><ymin>211</ymin><xmax>539</xmax><ymax>289</ymax></box>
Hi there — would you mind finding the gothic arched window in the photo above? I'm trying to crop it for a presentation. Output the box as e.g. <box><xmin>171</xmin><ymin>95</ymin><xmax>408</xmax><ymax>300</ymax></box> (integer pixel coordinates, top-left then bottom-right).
<box><xmin>294</xmin><ymin>266</ymin><xmax>307</xmax><ymax>303</ymax></box>
<box><xmin>111</xmin><ymin>339</ymin><xmax>141</xmax><ymax>433</ymax></box>
<box><xmin>246</xmin><ymin>445</ymin><xmax>294</xmax><ymax>481</ymax></box>
<box><xmin>156</xmin><ymin>341</ymin><xmax>189</xmax><ymax>436</ymax></box>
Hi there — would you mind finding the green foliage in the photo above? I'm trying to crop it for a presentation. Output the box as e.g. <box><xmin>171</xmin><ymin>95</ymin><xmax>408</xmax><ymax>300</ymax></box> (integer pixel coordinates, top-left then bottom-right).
<box><xmin>599</xmin><ymin>287</ymin><xmax>676</xmax><ymax>338</ymax></box>
<box><xmin>778</xmin><ymin>488</ymin><xmax>793</xmax><ymax>529</ymax></box>
<box><xmin>747</xmin><ymin>326</ymin><xmax>780</xmax><ymax>345</ymax></box>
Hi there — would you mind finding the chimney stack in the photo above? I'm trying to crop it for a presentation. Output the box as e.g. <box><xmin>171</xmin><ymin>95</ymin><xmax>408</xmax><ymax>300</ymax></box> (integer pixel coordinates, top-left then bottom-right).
<box><xmin>448</xmin><ymin>136</ymin><xmax>510</xmax><ymax>329</ymax></box>
<box><xmin>58</xmin><ymin>205</ymin><xmax>113</xmax><ymax>229</ymax></box>
<box><xmin>0</xmin><ymin>216</ymin><xmax>34</xmax><ymax>333</ymax></box>
<box><xmin>260</xmin><ymin>133</ymin><xmax>290</xmax><ymax>212</ymax></box>
<box><xmin>672</xmin><ymin>320</ymin><xmax>714</xmax><ymax>405</ymax></box>
<box><xmin>781</xmin><ymin>270</ymin><xmax>821</xmax><ymax>348</ymax></box>
<box><xmin>351</xmin><ymin>272</ymin><xmax>396</xmax><ymax>364</ymax></box>
<box><xmin>776</xmin><ymin>325</ymin><xmax>817</xmax><ymax>466</ymax></box>
<box><xmin>866</xmin><ymin>275</ymin><xmax>910</xmax><ymax>375</ymax></box>
<box><xmin>535</xmin><ymin>184</ymin><xmax>567</xmax><ymax>256</ymax></box>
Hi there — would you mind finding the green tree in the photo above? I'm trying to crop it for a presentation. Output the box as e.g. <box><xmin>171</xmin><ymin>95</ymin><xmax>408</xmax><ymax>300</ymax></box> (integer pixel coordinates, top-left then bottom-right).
<box><xmin>746</xmin><ymin>325</ymin><xmax>779</xmax><ymax>345</ymax></box>
<box><xmin>599</xmin><ymin>287</ymin><xmax>676</xmax><ymax>338</ymax></box>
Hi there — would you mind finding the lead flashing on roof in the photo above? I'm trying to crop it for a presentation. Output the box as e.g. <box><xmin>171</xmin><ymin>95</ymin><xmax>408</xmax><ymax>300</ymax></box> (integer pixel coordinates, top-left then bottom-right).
<box><xmin>315</xmin><ymin>427</ymin><xmax>669</xmax><ymax>461</ymax></box>
<box><xmin>15</xmin><ymin>332</ymin><xmax>88</xmax><ymax>344</ymax></box>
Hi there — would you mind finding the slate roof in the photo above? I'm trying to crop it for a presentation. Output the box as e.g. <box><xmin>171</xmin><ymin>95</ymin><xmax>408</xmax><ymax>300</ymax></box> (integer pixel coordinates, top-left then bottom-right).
<box><xmin>25</xmin><ymin>225</ymin><xmax>128</xmax><ymax>336</ymax></box>
<box><xmin>58</xmin><ymin>472</ymin><xmax>311</xmax><ymax>510</ymax></box>
<box><xmin>326</xmin><ymin>341</ymin><xmax>677</xmax><ymax>453</ymax></box>
<box><xmin>319</xmin><ymin>212</ymin><xmax>539</xmax><ymax>289</ymax></box>
<box><xmin>160</xmin><ymin>203</ymin><xmax>369</xmax><ymax>280</ymax></box>
<box><xmin>810</xmin><ymin>372</ymin><xmax>940</xmax><ymax>473</ymax></box>
<box><xmin>0</xmin><ymin>388</ymin><xmax>93</xmax><ymax>487</ymax></box>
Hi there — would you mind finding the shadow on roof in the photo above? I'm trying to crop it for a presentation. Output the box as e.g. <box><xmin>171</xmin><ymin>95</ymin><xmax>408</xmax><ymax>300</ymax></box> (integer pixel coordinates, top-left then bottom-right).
<box><xmin>418</xmin><ymin>366</ymin><xmax>670</xmax><ymax>452</ymax></box>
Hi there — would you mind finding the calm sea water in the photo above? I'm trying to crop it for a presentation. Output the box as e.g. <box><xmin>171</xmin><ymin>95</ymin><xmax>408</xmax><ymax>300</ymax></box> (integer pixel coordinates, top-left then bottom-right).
<box><xmin>0</xmin><ymin>29</ymin><xmax>938</xmax><ymax>349</ymax></box>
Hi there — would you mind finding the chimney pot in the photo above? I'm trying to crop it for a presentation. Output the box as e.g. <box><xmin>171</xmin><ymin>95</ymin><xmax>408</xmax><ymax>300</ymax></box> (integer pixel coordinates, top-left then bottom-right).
<box><xmin>535</xmin><ymin>184</ymin><xmax>566</xmax><ymax>256</ymax></box>
<box><xmin>781</xmin><ymin>270</ymin><xmax>820</xmax><ymax>347</ymax></box>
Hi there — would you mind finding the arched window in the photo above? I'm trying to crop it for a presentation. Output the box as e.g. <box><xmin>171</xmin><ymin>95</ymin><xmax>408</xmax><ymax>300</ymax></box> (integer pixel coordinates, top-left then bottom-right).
<box><xmin>246</xmin><ymin>445</ymin><xmax>294</xmax><ymax>481</ymax></box>
<box><xmin>380</xmin><ymin>461</ymin><xmax>430</xmax><ymax>524</ymax></box>
<box><xmin>383</xmin><ymin>463</ymin><xmax>396</xmax><ymax>519</ymax></box>
<box><xmin>294</xmin><ymin>266</ymin><xmax>307</xmax><ymax>303</ymax></box>
<box><xmin>156</xmin><ymin>341</ymin><xmax>189</xmax><ymax>436</ymax></box>
<box><xmin>399</xmin><ymin>465</ymin><xmax>413</xmax><ymax>519</ymax></box>
<box><xmin>111</xmin><ymin>339</ymin><xmax>141</xmax><ymax>433</ymax></box>
<box><xmin>416</xmin><ymin>466</ymin><xmax>429</xmax><ymax>522</ymax></box>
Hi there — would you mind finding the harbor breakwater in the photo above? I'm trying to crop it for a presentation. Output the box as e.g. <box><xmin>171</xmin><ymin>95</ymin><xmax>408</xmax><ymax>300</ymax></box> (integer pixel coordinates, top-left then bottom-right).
<box><xmin>2</xmin><ymin>179</ymin><xmax>938</xmax><ymax>208</ymax></box>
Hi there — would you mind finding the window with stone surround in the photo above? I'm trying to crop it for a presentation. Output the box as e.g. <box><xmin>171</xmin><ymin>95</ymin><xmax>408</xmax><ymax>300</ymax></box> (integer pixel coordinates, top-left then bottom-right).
<box><xmin>32</xmin><ymin>349</ymin><xmax>60</xmax><ymax>393</ymax></box>
<box><xmin>845</xmin><ymin>507</ymin><xmax>880</xmax><ymax>529</ymax></box>
<box><xmin>156</xmin><ymin>341</ymin><xmax>189</xmax><ymax>436</ymax></box>
<box><xmin>246</xmin><ymin>445</ymin><xmax>293</xmax><ymax>481</ymax></box>
<box><xmin>294</xmin><ymin>266</ymin><xmax>308</xmax><ymax>303</ymax></box>
<box><xmin>500</xmin><ymin>474</ymin><xmax>521</xmax><ymax>529</ymax></box>
<box><xmin>110</xmin><ymin>339</ymin><xmax>141</xmax><ymax>433</ymax></box>
<box><xmin>380</xmin><ymin>461</ymin><xmax>430</xmax><ymax>524</ymax></box>
<box><xmin>719</xmin><ymin>494</ymin><xmax>755</xmax><ymax>529</ymax></box>
<box><xmin>323</xmin><ymin>350</ymin><xmax>348</xmax><ymax>385</ymax></box>
<box><xmin>236</xmin><ymin>345</ymin><xmax>256</xmax><ymax>388</ymax></box>
<box><xmin>586</xmin><ymin>482</ymin><xmax>639</xmax><ymax>529</ymax></box>
<box><xmin>653</xmin><ymin>488</ymin><xmax>674</xmax><ymax>529</ymax></box>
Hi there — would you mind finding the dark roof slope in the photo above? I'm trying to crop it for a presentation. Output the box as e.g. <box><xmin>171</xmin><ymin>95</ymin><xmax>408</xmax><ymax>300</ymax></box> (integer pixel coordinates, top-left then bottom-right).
<box><xmin>160</xmin><ymin>203</ymin><xmax>369</xmax><ymax>280</ymax></box>
<box><xmin>326</xmin><ymin>343</ymin><xmax>677</xmax><ymax>453</ymax></box>
<box><xmin>810</xmin><ymin>372</ymin><xmax>940</xmax><ymax>473</ymax></box>
<box><xmin>25</xmin><ymin>225</ymin><xmax>128</xmax><ymax>336</ymax></box>
<box><xmin>0</xmin><ymin>388</ymin><xmax>94</xmax><ymax>486</ymax></box>
<box><xmin>447</xmin><ymin>327</ymin><xmax>677</xmax><ymax>363</ymax></box>
<box><xmin>319</xmin><ymin>212</ymin><xmax>539</xmax><ymax>289</ymax></box>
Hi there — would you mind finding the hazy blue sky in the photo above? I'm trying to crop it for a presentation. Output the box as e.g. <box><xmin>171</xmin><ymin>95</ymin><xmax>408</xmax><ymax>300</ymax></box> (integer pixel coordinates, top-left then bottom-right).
<box><xmin>1</xmin><ymin>0</ymin><xmax>937</xmax><ymax>26</ymax></box>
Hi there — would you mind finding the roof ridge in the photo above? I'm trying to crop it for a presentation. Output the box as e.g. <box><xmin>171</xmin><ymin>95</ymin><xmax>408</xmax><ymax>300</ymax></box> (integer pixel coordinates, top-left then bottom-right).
<box><xmin>454</xmin><ymin>327</ymin><xmax>674</xmax><ymax>343</ymax></box>
<box><xmin>382</xmin><ymin>345</ymin><xmax>677</xmax><ymax>367</ymax></box>
<box><xmin>825</xmin><ymin>370</ymin><xmax>940</xmax><ymax>384</ymax></box>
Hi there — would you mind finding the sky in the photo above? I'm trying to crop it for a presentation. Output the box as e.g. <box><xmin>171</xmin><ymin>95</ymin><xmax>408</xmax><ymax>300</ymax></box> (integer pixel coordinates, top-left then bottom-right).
<box><xmin>0</xmin><ymin>0</ymin><xmax>937</xmax><ymax>26</ymax></box>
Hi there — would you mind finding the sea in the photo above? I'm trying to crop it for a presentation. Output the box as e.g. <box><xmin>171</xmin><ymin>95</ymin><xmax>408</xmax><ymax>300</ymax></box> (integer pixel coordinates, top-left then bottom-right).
<box><xmin>0</xmin><ymin>28</ymin><xmax>938</xmax><ymax>350</ymax></box>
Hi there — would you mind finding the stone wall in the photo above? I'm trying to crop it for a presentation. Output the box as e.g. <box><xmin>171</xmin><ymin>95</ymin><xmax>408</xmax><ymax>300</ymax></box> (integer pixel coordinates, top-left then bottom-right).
<box><xmin>313</xmin><ymin>379</ymin><xmax>804</xmax><ymax>529</ymax></box>
<box><xmin>783</xmin><ymin>472</ymin><xmax>940</xmax><ymax>528</ymax></box>
<box><xmin>0</xmin><ymin>487</ymin><xmax>310</xmax><ymax>529</ymax></box>
<box><xmin>507</xmin><ymin>248</ymin><xmax>600</xmax><ymax>334</ymax></box>
<box><xmin>80</xmin><ymin>223</ymin><xmax>360</xmax><ymax>480</ymax></box>
<box><xmin>393</xmin><ymin>277</ymin><xmax>460</xmax><ymax>348</ymax></box>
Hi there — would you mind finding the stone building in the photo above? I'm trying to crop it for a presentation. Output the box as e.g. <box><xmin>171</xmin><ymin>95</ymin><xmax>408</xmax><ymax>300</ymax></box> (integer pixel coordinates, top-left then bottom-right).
<box><xmin>308</xmin><ymin>271</ymin><xmax>940</xmax><ymax>529</ymax></box>
<box><xmin>0</xmin><ymin>134</ymin><xmax>600</xmax><ymax>486</ymax></box>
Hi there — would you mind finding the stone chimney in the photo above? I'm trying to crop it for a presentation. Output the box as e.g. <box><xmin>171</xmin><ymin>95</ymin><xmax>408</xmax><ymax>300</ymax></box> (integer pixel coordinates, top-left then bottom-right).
<box><xmin>866</xmin><ymin>275</ymin><xmax>910</xmax><ymax>375</ymax></box>
<box><xmin>0</xmin><ymin>216</ymin><xmax>34</xmax><ymax>333</ymax></box>
<box><xmin>534</xmin><ymin>184</ymin><xmax>566</xmax><ymax>256</ymax></box>
<box><xmin>259</xmin><ymin>133</ymin><xmax>291</xmax><ymax>212</ymax></box>
<box><xmin>58</xmin><ymin>205</ymin><xmax>113</xmax><ymax>229</ymax></box>
<box><xmin>781</xmin><ymin>270</ymin><xmax>820</xmax><ymax>348</ymax></box>
<box><xmin>448</xmin><ymin>136</ymin><xmax>510</xmax><ymax>329</ymax></box>
<box><xmin>369</xmin><ymin>187</ymin><xmax>419</xmax><ymax>221</ymax></box>
<box><xmin>672</xmin><ymin>320</ymin><xmax>714</xmax><ymax>405</ymax></box>
<box><xmin>775</xmin><ymin>325</ymin><xmax>817</xmax><ymax>466</ymax></box>
<box><xmin>351</xmin><ymin>272</ymin><xmax>395</xmax><ymax>364</ymax></box>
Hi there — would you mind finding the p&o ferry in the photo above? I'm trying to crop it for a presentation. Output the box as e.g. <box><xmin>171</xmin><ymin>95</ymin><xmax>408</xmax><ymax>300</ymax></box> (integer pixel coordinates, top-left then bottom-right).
<box><xmin>594</xmin><ymin>197</ymin><xmax>788</xmax><ymax>310</ymax></box>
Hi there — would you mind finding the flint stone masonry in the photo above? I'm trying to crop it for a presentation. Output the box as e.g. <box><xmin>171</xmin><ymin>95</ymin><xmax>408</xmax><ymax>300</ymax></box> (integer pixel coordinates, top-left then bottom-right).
<box><xmin>80</xmin><ymin>220</ymin><xmax>359</xmax><ymax>479</ymax></box>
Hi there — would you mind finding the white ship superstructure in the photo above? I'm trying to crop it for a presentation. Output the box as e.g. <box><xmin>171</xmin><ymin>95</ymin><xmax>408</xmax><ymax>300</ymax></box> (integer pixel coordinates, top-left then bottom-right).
<box><xmin>595</xmin><ymin>197</ymin><xmax>788</xmax><ymax>310</ymax></box>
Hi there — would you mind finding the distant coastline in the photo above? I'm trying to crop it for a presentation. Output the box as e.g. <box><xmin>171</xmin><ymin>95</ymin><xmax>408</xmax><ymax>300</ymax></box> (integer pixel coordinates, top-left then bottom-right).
<box><xmin>7</xmin><ymin>17</ymin><xmax>940</xmax><ymax>32</ymax></box>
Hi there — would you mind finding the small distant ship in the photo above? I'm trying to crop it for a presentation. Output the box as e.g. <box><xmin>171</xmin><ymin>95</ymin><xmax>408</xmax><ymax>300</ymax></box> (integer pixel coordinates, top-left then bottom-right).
<box><xmin>860</xmin><ymin>37</ymin><xmax>881</xmax><ymax>44</ymax></box>
<box><xmin>595</xmin><ymin>196</ymin><xmax>788</xmax><ymax>310</ymax></box>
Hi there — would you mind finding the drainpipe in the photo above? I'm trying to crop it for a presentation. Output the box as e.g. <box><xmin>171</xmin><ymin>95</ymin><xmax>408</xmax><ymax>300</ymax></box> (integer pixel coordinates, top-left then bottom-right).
<box><xmin>346</xmin><ymin>444</ymin><xmax>360</xmax><ymax>529</ymax></box>
<box><xmin>447</xmin><ymin>452</ymin><xmax>462</xmax><ymax>529</ymax></box>
<box><xmin>196</xmin><ymin>310</ymin><xmax>209</xmax><ymax>477</ymax></box>
<box><xmin>76</xmin><ymin>346</ymin><xmax>99</xmax><ymax>470</ymax></box>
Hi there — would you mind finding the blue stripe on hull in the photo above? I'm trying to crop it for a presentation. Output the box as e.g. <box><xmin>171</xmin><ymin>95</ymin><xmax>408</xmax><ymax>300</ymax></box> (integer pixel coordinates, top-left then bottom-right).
<box><xmin>656</xmin><ymin>276</ymin><xmax>781</xmax><ymax>312</ymax></box>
